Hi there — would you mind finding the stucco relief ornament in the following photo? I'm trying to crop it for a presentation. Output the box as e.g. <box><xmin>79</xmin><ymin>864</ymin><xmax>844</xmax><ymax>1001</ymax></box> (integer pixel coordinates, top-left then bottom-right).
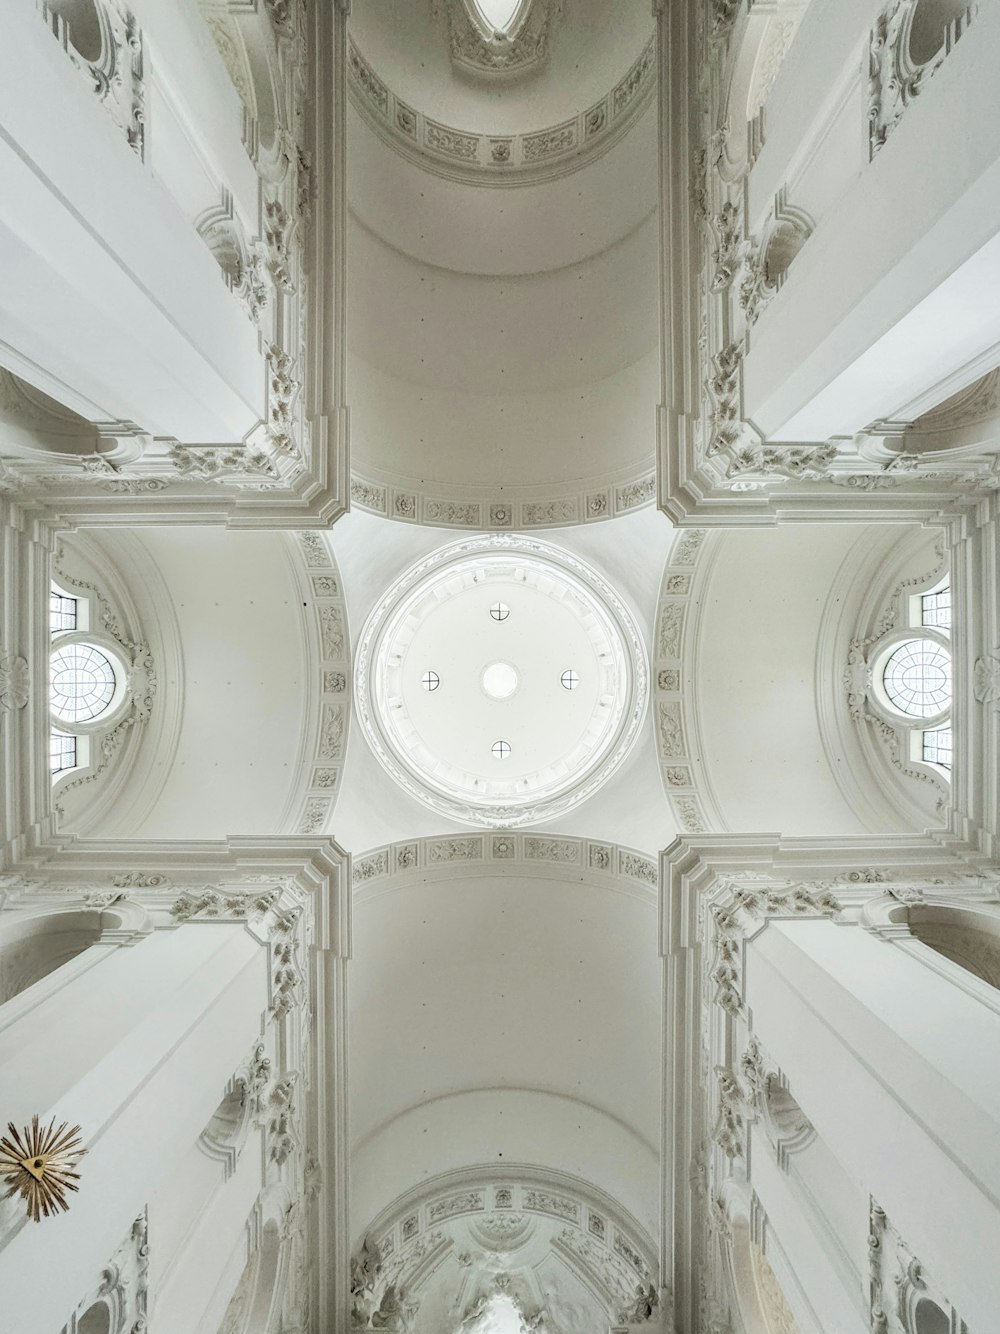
<box><xmin>437</xmin><ymin>0</ymin><xmax>561</xmax><ymax>78</ymax></box>
<box><xmin>973</xmin><ymin>651</ymin><xmax>1000</xmax><ymax>710</ymax></box>
<box><xmin>0</xmin><ymin>649</ymin><xmax>29</xmax><ymax>711</ymax></box>
<box><xmin>0</xmin><ymin>1116</ymin><xmax>86</xmax><ymax>1222</ymax></box>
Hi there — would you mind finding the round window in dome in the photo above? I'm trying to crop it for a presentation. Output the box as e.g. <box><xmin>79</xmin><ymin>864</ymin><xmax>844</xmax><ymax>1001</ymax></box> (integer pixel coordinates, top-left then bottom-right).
<box><xmin>50</xmin><ymin>643</ymin><xmax>118</xmax><ymax>723</ymax></box>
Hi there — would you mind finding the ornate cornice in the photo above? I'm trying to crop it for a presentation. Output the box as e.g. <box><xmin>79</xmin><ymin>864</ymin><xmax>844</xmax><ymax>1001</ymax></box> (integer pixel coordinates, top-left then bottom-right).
<box><xmin>354</xmin><ymin>1166</ymin><xmax>661</xmax><ymax>1330</ymax></box>
<box><xmin>347</xmin><ymin>466</ymin><xmax>656</xmax><ymax>530</ymax></box>
<box><xmin>347</xmin><ymin>33</ymin><xmax>656</xmax><ymax>186</ymax></box>
<box><xmin>652</xmin><ymin>528</ymin><xmax>726</xmax><ymax>835</ymax></box>
<box><xmin>351</xmin><ymin>831</ymin><xmax>657</xmax><ymax>901</ymax></box>
<box><xmin>353</xmin><ymin>533</ymin><xmax>649</xmax><ymax>830</ymax></box>
<box><xmin>277</xmin><ymin>531</ymin><xmax>350</xmax><ymax>837</ymax></box>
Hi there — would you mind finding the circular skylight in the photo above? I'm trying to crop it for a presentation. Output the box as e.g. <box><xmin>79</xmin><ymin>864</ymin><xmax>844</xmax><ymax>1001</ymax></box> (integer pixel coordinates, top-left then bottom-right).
<box><xmin>355</xmin><ymin>534</ymin><xmax>648</xmax><ymax>827</ymax></box>
<box><xmin>50</xmin><ymin>643</ymin><xmax>117</xmax><ymax>723</ymax></box>
<box><xmin>882</xmin><ymin>639</ymin><xmax>951</xmax><ymax>718</ymax></box>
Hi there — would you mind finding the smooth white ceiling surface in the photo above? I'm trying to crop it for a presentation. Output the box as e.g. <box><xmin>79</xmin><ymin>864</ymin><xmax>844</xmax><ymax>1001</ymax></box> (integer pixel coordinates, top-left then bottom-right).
<box><xmin>696</xmin><ymin>525</ymin><xmax>880</xmax><ymax>836</ymax></box>
<box><xmin>346</xmin><ymin>3</ymin><xmax>659</xmax><ymax>504</ymax></box>
<box><xmin>350</xmin><ymin>869</ymin><xmax>660</xmax><ymax>1196</ymax></box>
<box><xmin>116</xmin><ymin>528</ymin><xmax>308</xmax><ymax>839</ymax></box>
<box><xmin>347</xmin><ymin>105</ymin><xmax>658</xmax><ymax>277</ymax></box>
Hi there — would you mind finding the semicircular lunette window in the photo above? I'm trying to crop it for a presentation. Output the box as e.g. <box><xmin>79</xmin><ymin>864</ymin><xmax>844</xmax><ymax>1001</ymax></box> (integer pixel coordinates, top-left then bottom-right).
<box><xmin>882</xmin><ymin>639</ymin><xmax>952</xmax><ymax>718</ymax></box>
<box><xmin>50</xmin><ymin>643</ymin><xmax>117</xmax><ymax>723</ymax></box>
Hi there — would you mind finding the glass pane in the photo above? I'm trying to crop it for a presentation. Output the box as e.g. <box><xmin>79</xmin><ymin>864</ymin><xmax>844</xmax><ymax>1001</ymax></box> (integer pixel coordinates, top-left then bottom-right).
<box><xmin>922</xmin><ymin>727</ymin><xmax>952</xmax><ymax>770</ymax></box>
<box><xmin>882</xmin><ymin>639</ymin><xmax>951</xmax><ymax>718</ymax></box>
<box><xmin>49</xmin><ymin>731</ymin><xmax>78</xmax><ymax>774</ymax></box>
<box><xmin>49</xmin><ymin>591</ymin><xmax>78</xmax><ymax>634</ymax></box>
<box><xmin>920</xmin><ymin>585</ymin><xmax>951</xmax><ymax>630</ymax></box>
<box><xmin>50</xmin><ymin>643</ymin><xmax>116</xmax><ymax>722</ymax></box>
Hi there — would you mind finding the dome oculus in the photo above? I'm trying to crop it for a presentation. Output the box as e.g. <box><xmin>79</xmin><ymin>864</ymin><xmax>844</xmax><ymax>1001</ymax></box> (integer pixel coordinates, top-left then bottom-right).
<box><xmin>355</xmin><ymin>534</ymin><xmax>648</xmax><ymax>828</ymax></box>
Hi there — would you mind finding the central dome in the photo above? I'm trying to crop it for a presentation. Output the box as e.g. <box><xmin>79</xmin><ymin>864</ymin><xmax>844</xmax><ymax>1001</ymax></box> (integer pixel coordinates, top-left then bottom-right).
<box><xmin>354</xmin><ymin>534</ymin><xmax>647</xmax><ymax>827</ymax></box>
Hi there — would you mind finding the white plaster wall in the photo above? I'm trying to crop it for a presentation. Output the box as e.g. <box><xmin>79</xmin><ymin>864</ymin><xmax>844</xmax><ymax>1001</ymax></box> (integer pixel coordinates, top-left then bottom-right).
<box><xmin>696</xmin><ymin>526</ymin><xmax>873</xmax><ymax>835</ymax></box>
<box><xmin>125</xmin><ymin>529</ymin><xmax>308</xmax><ymax>839</ymax></box>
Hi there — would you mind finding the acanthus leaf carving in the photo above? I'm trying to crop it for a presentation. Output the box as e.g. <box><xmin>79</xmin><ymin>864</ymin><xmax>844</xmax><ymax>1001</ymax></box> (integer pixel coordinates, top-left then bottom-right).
<box><xmin>0</xmin><ymin>649</ymin><xmax>29</xmax><ymax>712</ymax></box>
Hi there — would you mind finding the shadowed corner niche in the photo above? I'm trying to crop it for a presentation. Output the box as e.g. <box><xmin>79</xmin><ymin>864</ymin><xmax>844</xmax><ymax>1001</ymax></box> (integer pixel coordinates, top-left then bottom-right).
<box><xmin>354</xmin><ymin>534</ymin><xmax>648</xmax><ymax>828</ymax></box>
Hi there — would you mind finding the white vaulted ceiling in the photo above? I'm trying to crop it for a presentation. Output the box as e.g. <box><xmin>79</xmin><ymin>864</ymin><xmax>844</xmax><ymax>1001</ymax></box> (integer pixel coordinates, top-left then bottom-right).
<box><xmin>346</xmin><ymin>0</ymin><xmax>659</xmax><ymax>508</ymax></box>
<box><xmin>349</xmin><ymin>864</ymin><xmax>661</xmax><ymax>1241</ymax></box>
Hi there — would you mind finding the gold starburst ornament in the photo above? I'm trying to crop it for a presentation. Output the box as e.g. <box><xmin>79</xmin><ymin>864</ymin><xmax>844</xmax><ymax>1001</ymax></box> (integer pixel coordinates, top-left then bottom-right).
<box><xmin>0</xmin><ymin>1115</ymin><xmax>86</xmax><ymax>1222</ymax></box>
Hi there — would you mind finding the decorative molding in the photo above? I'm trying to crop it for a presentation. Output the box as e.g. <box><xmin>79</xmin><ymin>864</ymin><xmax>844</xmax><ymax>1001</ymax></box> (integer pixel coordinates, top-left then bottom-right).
<box><xmin>0</xmin><ymin>648</ymin><xmax>29</xmax><ymax>713</ymax></box>
<box><xmin>282</xmin><ymin>531</ymin><xmax>350</xmax><ymax>836</ymax></box>
<box><xmin>351</xmin><ymin>832</ymin><xmax>658</xmax><ymax>901</ymax></box>
<box><xmin>868</xmin><ymin>0</ymin><xmax>976</xmax><ymax>159</ymax></box>
<box><xmin>0</xmin><ymin>836</ymin><xmax>350</xmax><ymax>1334</ymax></box>
<box><xmin>348</xmin><ymin>466</ymin><xmax>657</xmax><ymax>530</ymax></box>
<box><xmin>347</xmin><ymin>33</ymin><xmax>656</xmax><ymax>186</ymax></box>
<box><xmin>868</xmin><ymin>1197</ymin><xmax>968</xmax><ymax>1334</ymax></box>
<box><xmin>973</xmin><ymin>650</ymin><xmax>1000</xmax><ymax>711</ymax></box>
<box><xmin>660</xmin><ymin>833</ymin><xmax>992</xmax><ymax>1334</ymax></box>
<box><xmin>354</xmin><ymin>534</ymin><xmax>648</xmax><ymax>830</ymax></box>
<box><xmin>62</xmin><ymin>1208</ymin><xmax>149</xmax><ymax>1334</ymax></box>
<box><xmin>39</xmin><ymin>0</ymin><xmax>146</xmax><ymax>159</ymax></box>
<box><xmin>435</xmin><ymin>0</ymin><xmax>560</xmax><ymax>79</ymax></box>
<box><xmin>353</xmin><ymin>1168</ymin><xmax>661</xmax><ymax>1332</ymax></box>
<box><xmin>349</xmin><ymin>466</ymin><xmax>661</xmax><ymax>528</ymax></box>
<box><xmin>196</xmin><ymin>189</ymin><xmax>271</xmax><ymax>325</ymax></box>
<box><xmin>2</xmin><ymin>0</ymin><xmax>349</xmax><ymax>528</ymax></box>
<box><xmin>653</xmin><ymin>530</ymin><xmax>725</xmax><ymax>834</ymax></box>
<box><xmin>656</xmin><ymin>0</ymin><xmax>999</xmax><ymax>523</ymax></box>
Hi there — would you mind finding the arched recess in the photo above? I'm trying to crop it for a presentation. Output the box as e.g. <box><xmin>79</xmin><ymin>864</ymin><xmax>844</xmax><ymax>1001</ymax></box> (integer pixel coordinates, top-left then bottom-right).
<box><xmin>0</xmin><ymin>902</ymin><xmax>152</xmax><ymax>1022</ymax></box>
<box><xmin>215</xmin><ymin>1196</ymin><xmax>294</xmax><ymax>1334</ymax></box>
<box><xmin>911</xmin><ymin>908</ymin><xmax>1000</xmax><ymax>990</ymax></box>
<box><xmin>0</xmin><ymin>909</ymin><xmax>101</xmax><ymax>1006</ymax></box>
<box><xmin>716</xmin><ymin>0</ymin><xmax>815</xmax><ymax>183</ymax></box>
<box><xmin>351</xmin><ymin>1168</ymin><xmax>659</xmax><ymax>1334</ymax></box>
<box><xmin>860</xmin><ymin>893</ymin><xmax>1000</xmax><ymax>1014</ymax></box>
<box><xmin>0</xmin><ymin>369</ymin><xmax>100</xmax><ymax>459</ymax></box>
<box><xmin>819</xmin><ymin>524</ymin><xmax>951</xmax><ymax>834</ymax></box>
<box><xmin>717</xmin><ymin>1185</ymin><xmax>810</xmax><ymax>1334</ymax></box>
<box><xmin>350</xmin><ymin>832</ymin><xmax>661</xmax><ymax>1240</ymax></box>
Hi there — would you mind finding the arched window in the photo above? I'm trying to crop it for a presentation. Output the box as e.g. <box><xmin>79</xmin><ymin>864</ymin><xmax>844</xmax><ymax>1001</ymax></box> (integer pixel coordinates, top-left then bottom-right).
<box><xmin>48</xmin><ymin>583</ymin><xmax>129</xmax><ymax>781</ymax></box>
<box><xmin>867</xmin><ymin>577</ymin><xmax>953</xmax><ymax>776</ymax></box>
<box><xmin>50</xmin><ymin>643</ymin><xmax>117</xmax><ymax>723</ymax></box>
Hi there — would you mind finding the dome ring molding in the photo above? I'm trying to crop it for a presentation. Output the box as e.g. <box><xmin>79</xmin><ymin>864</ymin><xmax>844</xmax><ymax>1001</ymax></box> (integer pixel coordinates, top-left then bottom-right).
<box><xmin>354</xmin><ymin>533</ymin><xmax>649</xmax><ymax>829</ymax></box>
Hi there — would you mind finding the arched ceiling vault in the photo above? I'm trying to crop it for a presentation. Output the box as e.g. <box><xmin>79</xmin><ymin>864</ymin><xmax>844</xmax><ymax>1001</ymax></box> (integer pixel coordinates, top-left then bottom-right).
<box><xmin>346</xmin><ymin>0</ymin><xmax>659</xmax><ymax>520</ymax></box>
